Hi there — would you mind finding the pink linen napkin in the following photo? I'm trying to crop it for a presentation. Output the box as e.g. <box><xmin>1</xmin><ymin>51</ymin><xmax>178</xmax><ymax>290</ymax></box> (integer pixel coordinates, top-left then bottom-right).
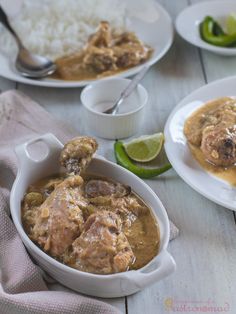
<box><xmin>0</xmin><ymin>90</ymin><xmax>179</xmax><ymax>314</ymax></box>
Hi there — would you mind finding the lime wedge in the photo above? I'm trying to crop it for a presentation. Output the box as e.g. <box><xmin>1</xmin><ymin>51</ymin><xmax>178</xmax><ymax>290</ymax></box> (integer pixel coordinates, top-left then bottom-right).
<box><xmin>124</xmin><ymin>133</ymin><xmax>164</xmax><ymax>162</ymax></box>
<box><xmin>226</xmin><ymin>13</ymin><xmax>236</xmax><ymax>35</ymax></box>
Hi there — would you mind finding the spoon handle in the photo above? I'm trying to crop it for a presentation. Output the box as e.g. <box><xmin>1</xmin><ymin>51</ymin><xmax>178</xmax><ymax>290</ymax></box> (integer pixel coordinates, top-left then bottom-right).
<box><xmin>0</xmin><ymin>6</ymin><xmax>22</xmax><ymax>47</ymax></box>
<box><xmin>121</xmin><ymin>65</ymin><xmax>149</xmax><ymax>99</ymax></box>
<box><xmin>111</xmin><ymin>65</ymin><xmax>149</xmax><ymax>115</ymax></box>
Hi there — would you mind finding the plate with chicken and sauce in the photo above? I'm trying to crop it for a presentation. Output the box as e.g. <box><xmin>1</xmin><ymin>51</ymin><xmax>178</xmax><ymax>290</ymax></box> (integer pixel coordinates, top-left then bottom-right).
<box><xmin>10</xmin><ymin>133</ymin><xmax>175</xmax><ymax>297</ymax></box>
<box><xmin>0</xmin><ymin>0</ymin><xmax>173</xmax><ymax>88</ymax></box>
<box><xmin>164</xmin><ymin>76</ymin><xmax>236</xmax><ymax>211</ymax></box>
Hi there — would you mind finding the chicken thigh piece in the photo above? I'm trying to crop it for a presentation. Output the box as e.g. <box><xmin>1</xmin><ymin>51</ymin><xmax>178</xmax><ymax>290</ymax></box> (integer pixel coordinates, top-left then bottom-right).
<box><xmin>30</xmin><ymin>175</ymin><xmax>84</xmax><ymax>258</ymax></box>
<box><xmin>60</xmin><ymin>136</ymin><xmax>98</xmax><ymax>175</ymax></box>
<box><xmin>67</xmin><ymin>211</ymin><xmax>135</xmax><ymax>274</ymax></box>
<box><xmin>83</xmin><ymin>46</ymin><xmax>117</xmax><ymax>73</ymax></box>
<box><xmin>201</xmin><ymin>125</ymin><xmax>236</xmax><ymax>167</ymax></box>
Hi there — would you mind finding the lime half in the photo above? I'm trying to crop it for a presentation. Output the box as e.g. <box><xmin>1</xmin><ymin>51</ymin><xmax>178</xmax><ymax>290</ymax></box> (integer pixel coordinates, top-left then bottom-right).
<box><xmin>124</xmin><ymin>133</ymin><xmax>164</xmax><ymax>162</ymax></box>
<box><xmin>226</xmin><ymin>13</ymin><xmax>236</xmax><ymax>35</ymax></box>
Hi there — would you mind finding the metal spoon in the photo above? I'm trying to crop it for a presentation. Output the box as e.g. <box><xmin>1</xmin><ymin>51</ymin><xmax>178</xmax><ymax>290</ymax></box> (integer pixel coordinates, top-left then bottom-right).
<box><xmin>103</xmin><ymin>65</ymin><xmax>149</xmax><ymax>115</ymax></box>
<box><xmin>0</xmin><ymin>6</ymin><xmax>56</xmax><ymax>79</ymax></box>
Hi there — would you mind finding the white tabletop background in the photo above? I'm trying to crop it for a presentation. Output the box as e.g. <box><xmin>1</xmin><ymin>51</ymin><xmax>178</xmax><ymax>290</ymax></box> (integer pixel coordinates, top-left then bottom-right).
<box><xmin>0</xmin><ymin>0</ymin><xmax>236</xmax><ymax>313</ymax></box>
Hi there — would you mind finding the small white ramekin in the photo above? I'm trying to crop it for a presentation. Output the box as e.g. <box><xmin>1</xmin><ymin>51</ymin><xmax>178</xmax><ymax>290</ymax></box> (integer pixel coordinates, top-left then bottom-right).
<box><xmin>80</xmin><ymin>78</ymin><xmax>148</xmax><ymax>139</ymax></box>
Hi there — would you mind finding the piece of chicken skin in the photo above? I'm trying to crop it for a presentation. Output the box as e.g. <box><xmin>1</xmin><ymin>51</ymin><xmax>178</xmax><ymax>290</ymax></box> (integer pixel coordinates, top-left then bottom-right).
<box><xmin>85</xmin><ymin>179</ymin><xmax>131</xmax><ymax>198</ymax></box>
<box><xmin>113</xmin><ymin>42</ymin><xmax>151</xmax><ymax>68</ymax></box>
<box><xmin>83</xmin><ymin>46</ymin><xmax>117</xmax><ymax>73</ymax></box>
<box><xmin>67</xmin><ymin>211</ymin><xmax>135</xmax><ymax>274</ymax></box>
<box><xmin>30</xmin><ymin>175</ymin><xmax>84</xmax><ymax>258</ymax></box>
<box><xmin>60</xmin><ymin>136</ymin><xmax>98</xmax><ymax>175</ymax></box>
<box><xmin>201</xmin><ymin>124</ymin><xmax>236</xmax><ymax>167</ymax></box>
<box><xmin>185</xmin><ymin>98</ymin><xmax>236</xmax><ymax>147</ymax></box>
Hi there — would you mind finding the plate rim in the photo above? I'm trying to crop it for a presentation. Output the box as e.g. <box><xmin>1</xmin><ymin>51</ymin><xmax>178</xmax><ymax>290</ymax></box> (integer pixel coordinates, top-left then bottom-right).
<box><xmin>0</xmin><ymin>1</ymin><xmax>174</xmax><ymax>88</ymax></box>
<box><xmin>175</xmin><ymin>0</ymin><xmax>236</xmax><ymax>56</ymax></box>
<box><xmin>164</xmin><ymin>75</ymin><xmax>236</xmax><ymax>211</ymax></box>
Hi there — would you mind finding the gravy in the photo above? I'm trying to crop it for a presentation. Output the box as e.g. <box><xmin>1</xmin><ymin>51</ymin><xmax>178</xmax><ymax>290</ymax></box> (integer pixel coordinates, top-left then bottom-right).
<box><xmin>22</xmin><ymin>174</ymin><xmax>160</xmax><ymax>273</ymax></box>
<box><xmin>187</xmin><ymin>143</ymin><xmax>236</xmax><ymax>185</ymax></box>
<box><xmin>184</xmin><ymin>97</ymin><xmax>236</xmax><ymax>186</ymax></box>
<box><xmin>51</xmin><ymin>21</ymin><xmax>153</xmax><ymax>81</ymax></box>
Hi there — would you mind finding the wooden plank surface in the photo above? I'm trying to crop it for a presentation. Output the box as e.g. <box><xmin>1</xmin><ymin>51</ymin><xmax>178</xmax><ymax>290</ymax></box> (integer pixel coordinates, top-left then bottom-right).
<box><xmin>1</xmin><ymin>0</ymin><xmax>236</xmax><ymax>313</ymax></box>
<box><xmin>126</xmin><ymin>1</ymin><xmax>236</xmax><ymax>313</ymax></box>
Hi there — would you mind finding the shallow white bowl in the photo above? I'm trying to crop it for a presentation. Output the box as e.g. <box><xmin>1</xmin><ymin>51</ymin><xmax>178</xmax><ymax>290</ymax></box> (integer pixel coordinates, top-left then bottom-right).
<box><xmin>176</xmin><ymin>0</ymin><xmax>236</xmax><ymax>56</ymax></box>
<box><xmin>81</xmin><ymin>78</ymin><xmax>148</xmax><ymax>139</ymax></box>
<box><xmin>10</xmin><ymin>133</ymin><xmax>175</xmax><ymax>298</ymax></box>
<box><xmin>164</xmin><ymin>75</ymin><xmax>236</xmax><ymax>211</ymax></box>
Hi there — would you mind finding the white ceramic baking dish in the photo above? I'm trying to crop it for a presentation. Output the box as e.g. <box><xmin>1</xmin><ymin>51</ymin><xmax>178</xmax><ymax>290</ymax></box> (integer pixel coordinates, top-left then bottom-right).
<box><xmin>10</xmin><ymin>133</ymin><xmax>176</xmax><ymax>298</ymax></box>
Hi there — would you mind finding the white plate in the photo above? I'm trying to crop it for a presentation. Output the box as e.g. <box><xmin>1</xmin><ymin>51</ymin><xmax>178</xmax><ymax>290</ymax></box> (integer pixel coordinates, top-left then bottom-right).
<box><xmin>0</xmin><ymin>0</ymin><xmax>173</xmax><ymax>88</ymax></box>
<box><xmin>176</xmin><ymin>0</ymin><xmax>236</xmax><ymax>56</ymax></box>
<box><xmin>164</xmin><ymin>76</ymin><xmax>236</xmax><ymax>211</ymax></box>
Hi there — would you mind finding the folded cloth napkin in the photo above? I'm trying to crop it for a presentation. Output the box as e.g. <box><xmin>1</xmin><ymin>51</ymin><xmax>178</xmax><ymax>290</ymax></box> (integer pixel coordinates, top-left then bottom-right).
<box><xmin>0</xmin><ymin>90</ymin><xmax>179</xmax><ymax>314</ymax></box>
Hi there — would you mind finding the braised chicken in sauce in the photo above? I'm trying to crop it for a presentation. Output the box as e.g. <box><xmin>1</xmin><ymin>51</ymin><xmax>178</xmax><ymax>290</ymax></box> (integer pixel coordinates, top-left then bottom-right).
<box><xmin>184</xmin><ymin>97</ymin><xmax>236</xmax><ymax>185</ymax></box>
<box><xmin>22</xmin><ymin>136</ymin><xmax>160</xmax><ymax>274</ymax></box>
<box><xmin>52</xmin><ymin>21</ymin><xmax>153</xmax><ymax>81</ymax></box>
<box><xmin>66</xmin><ymin>211</ymin><xmax>135</xmax><ymax>274</ymax></box>
<box><xmin>59</xmin><ymin>136</ymin><xmax>98</xmax><ymax>175</ymax></box>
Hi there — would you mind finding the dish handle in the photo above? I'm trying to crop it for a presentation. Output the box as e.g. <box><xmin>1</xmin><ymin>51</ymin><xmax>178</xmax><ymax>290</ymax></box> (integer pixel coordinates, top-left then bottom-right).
<box><xmin>122</xmin><ymin>250</ymin><xmax>176</xmax><ymax>290</ymax></box>
<box><xmin>15</xmin><ymin>133</ymin><xmax>63</xmax><ymax>169</ymax></box>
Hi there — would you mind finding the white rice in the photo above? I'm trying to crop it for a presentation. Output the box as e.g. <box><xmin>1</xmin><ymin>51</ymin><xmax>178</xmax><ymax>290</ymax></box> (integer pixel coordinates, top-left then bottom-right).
<box><xmin>0</xmin><ymin>0</ymin><xmax>126</xmax><ymax>60</ymax></box>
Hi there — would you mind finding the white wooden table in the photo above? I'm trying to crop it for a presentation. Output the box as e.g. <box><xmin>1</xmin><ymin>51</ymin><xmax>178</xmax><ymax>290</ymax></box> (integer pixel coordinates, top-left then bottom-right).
<box><xmin>1</xmin><ymin>0</ymin><xmax>236</xmax><ymax>313</ymax></box>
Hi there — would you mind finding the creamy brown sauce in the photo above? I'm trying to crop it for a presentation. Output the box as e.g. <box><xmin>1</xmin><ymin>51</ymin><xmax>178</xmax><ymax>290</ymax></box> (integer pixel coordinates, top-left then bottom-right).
<box><xmin>51</xmin><ymin>54</ymin><xmax>151</xmax><ymax>81</ymax></box>
<box><xmin>51</xmin><ymin>47</ymin><xmax>152</xmax><ymax>81</ymax></box>
<box><xmin>187</xmin><ymin>144</ymin><xmax>236</xmax><ymax>185</ymax></box>
<box><xmin>126</xmin><ymin>210</ymin><xmax>159</xmax><ymax>270</ymax></box>
<box><xmin>22</xmin><ymin>174</ymin><xmax>159</xmax><ymax>273</ymax></box>
<box><xmin>184</xmin><ymin>97</ymin><xmax>236</xmax><ymax>185</ymax></box>
<box><xmin>50</xmin><ymin>21</ymin><xmax>153</xmax><ymax>81</ymax></box>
